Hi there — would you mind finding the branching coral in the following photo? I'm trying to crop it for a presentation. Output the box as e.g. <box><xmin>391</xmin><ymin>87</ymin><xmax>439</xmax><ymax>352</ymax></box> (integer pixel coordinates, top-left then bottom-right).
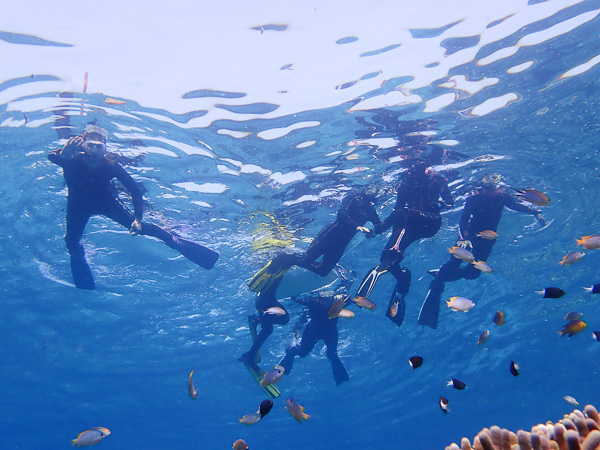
<box><xmin>445</xmin><ymin>404</ymin><xmax>600</xmax><ymax>450</ymax></box>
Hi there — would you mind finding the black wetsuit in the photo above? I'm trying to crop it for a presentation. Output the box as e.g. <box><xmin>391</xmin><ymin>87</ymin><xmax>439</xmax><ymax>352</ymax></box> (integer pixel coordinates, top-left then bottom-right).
<box><xmin>279</xmin><ymin>290</ymin><xmax>350</xmax><ymax>385</ymax></box>
<box><xmin>419</xmin><ymin>187</ymin><xmax>541</xmax><ymax>328</ymax></box>
<box><xmin>356</xmin><ymin>170</ymin><xmax>453</xmax><ymax>303</ymax></box>
<box><xmin>48</xmin><ymin>149</ymin><xmax>217</xmax><ymax>289</ymax></box>
<box><xmin>274</xmin><ymin>190</ymin><xmax>382</xmax><ymax>277</ymax></box>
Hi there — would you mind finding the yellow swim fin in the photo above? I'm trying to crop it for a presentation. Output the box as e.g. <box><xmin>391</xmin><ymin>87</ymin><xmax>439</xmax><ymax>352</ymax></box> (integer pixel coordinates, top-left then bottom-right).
<box><xmin>247</xmin><ymin>260</ymin><xmax>287</xmax><ymax>293</ymax></box>
<box><xmin>244</xmin><ymin>361</ymin><xmax>281</xmax><ymax>398</ymax></box>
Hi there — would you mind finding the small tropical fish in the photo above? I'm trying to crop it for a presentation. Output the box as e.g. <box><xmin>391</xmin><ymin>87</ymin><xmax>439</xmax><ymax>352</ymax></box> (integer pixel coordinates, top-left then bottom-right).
<box><xmin>354</xmin><ymin>296</ymin><xmax>377</xmax><ymax>310</ymax></box>
<box><xmin>478</xmin><ymin>330</ymin><xmax>490</xmax><ymax>345</ymax></box>
<box><xmin>564</xmin><ymin>311</ymin><xmax>583</xmax><ymax>321</ymax></box>
<box><xmin>511</xmin><ymin>187</ymin><xmax>551</xmax><ymax>206</ymax></box>
<box><xmin>239</xmin><ymin>412</ymin><xmax>261</xmax><ymax>425</ymax></box>
<box><xmin>259</xmin><ymin>399</ymin><xmax>273</xmax><ymax>418</ymax></box>
<box><xmin>439</xmin><ymin>396</ymin><xmax>450</xmax><ymax>414</ymax></box>
<box><xmin>446</xmin><ymin>297</ymin><xmax>475</xmax><ymax>312</ymax></box>
<box><xmin>232</xmin><ymin>438</ymin><xmax>248</xmax><ymax>450</ymax></box>
<box><xmin>535</xmin><ymin>287</ymin><xmax>565</xmax><ymax>298</ymax></box>
<box><xmin>583</xmin><ymin>284</ymin><xmax>600</xmax><ymax>294</ymax></box>
<box><xmin>560</xmin><ymin>251</ymin><xmax>585</xmax><ymax>266</ymax></box>
<box><xmin>471</xmin><ymin>260</ymin><xmax>493</xmax><ymax>273</ymax></box>
<box><xmin>576</xmin><ymin>234</ymin><xmax>600</xmax><ymax>249</ymax></box>
<box><xmin>72</xmin><ymin>427</ymin><xmax>111</xmax><ymax>447</ymax></box>
<box><xmin>448</xmin><ymin>246</ymin><xmax>475</xmax><ymax>262</ymax></box>
<box><xmin>261</xmin><ymin>365</ymin><xmax>285</xmax><ymax>387</ymax></box>
<box><xmin>493</xmin><ymin>311</ymin><xmax>505</xmax><ymax>326</ymax></box>
<box><xmin>328</xmin><ymin>295</ymin><xmax>348</xmax><ymax>319</ymax></box>
<box><xmin>264</xmin><ymin>306</ymin><xmax>286</xmax><ymax>316</ymax></box>
<box><xmin>390</xmin><ymin>300</ymin><xmax>399</xmax><ymax>318</ymax></box>
<box><xmin>564</xmin><ymin>395</ymin><xmax>579</xmax><ymax>406</ymax></box>
<box><xmin>337</xmin><ymin>309</ymin><xmax>355</xmax><ymax>319</ymax></box>
<box><xmin>591</xmin><ymin>331</ymin><xmax>600</xmax><ymax>342</ymax></box>
<box><xmin>104</xmin><ymin>97</ymin><xmax>126</xmax><ymax>105</ymax></box>
<box><xmin>188</xmin><ymin>370</ymin><xmax>198</xmax><ymax>400</ymax></box>
<box><xmin>510</xmin><ymin>361</ymin><xmax>520</xmax><ymax>377</ymax></box>
<box><xmin>447</xmin><ymin>378</ymin><xmax>466</xmax><ymax>390</ymax></box>
<box><xmin>476</xmin><ymin>230</ymin><xmax>498</xmax><ymax>240</ymax></box>
<box><xmin>558</xmin><ymin>320</ymin><xmax>587</xmax><ymax>337</ymax></box>
<box><xmin>409</xmin><ymin>356</ymin><xmax>423</xmax><ymax>369</ymax></box>
<box><xmin>286</xmin><ymin>397</ymin><xmax>310</xmax><ymax>423</ymax></box>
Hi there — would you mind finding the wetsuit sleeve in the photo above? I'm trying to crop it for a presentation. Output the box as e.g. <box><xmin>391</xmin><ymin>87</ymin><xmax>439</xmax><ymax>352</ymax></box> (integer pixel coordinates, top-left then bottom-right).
<box><xmin>47</xmin><ymin>148</ymin><xmax>67</xmax><ymax>167</ymax></box>
<box><xmin>458</xmin><ymin>198</ymin><xmax>474</xmax><ymax>239</ymax></box>
<box><xmin>439</xmin><ymin>178</ymin><xmax>454</xmax><ymax>208</ymax></box>
<box><xmin>394</xmin><ymin>183</ymin><xmax>409</xmax><ymax>210</ymax></box>
<box><xmin>112</xmin><ymin>162</ymin><xmax>144</xmax><ymax>220</ymax></box>
<box><xmin>504</xmin><ymin>194</ymin><xmax>539</xmax><ymax>215</ymax></box>
<box><xmin>336</xmin><ymin>194</ymin><xmax>361</xmax><ymax>228</ymax></box>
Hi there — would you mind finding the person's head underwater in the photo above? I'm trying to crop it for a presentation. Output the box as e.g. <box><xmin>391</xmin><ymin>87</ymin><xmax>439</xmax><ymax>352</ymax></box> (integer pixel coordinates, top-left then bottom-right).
<box><xmin>480</xmin><ymin>174</ymin><xmax>501</xmax><ymax>196</ymax></box>
<box><xmin>81</xmin><ymin>125</ymin><xmax>108</xmax><ymax>164</ymax></box>
<box><xmin>361</xmin><ymin>185</ymin><xmax>380</xmax><ymax>204</ymax></box>
<box><xmin>406</xmin><ymin>159</ymin><xmax>429</xmax><ymax>178</ymax></box>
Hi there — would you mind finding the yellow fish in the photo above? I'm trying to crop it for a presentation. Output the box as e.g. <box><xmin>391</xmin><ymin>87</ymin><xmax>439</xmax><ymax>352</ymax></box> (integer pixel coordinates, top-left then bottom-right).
<box><xmin>390</xmin><ymin>301</ymin><xmax>399</xmax><ymax>318</ymax></box>
<box><xmin>576</xmin><ymin>235</ymin><xmax>600</xmax><ymax>249</ymax></box>
<box><xmin>476</xmin><ymin>230</ymin><xmax>498</xmax><ymax>240</ymax></box>
<box><xmin>558</xmin><ymin>320</ymin><xmax>587</xmax><ymax>337</ymax></box>
<box><xmin>239</xmin><ymin>412</ymin><xmax>261</xmax><ymax>425</ymax></box>
<box><xmin>188</xmin><ymin>370</ymin><xmax>198</xmax><ymax>399</ymax></box>
<box><xmin>337</xmin><ymin>309</ymin><xmax>355</xmax><ymax>319</ymax></box>
<box><xmin>328</xmin><ymin>295</ymin><xmax>348</xmax><ymax>319</ymax></box>
<box><xmin>286</xmin><ymin>397</ymin><xmax>310</xmax><ymax>423</ymax></box>
<box><xmin>72</xmin><ymin>427</ymin><xmax>111</xmax><ymax>447</ymax></box>
<box><xmin>354</xmin><ymin>296</ymin><xmax>376</xmax><ymax>310</ymax></box>
<box><xmin>512</xmin><ymin>187</ymin><xmax>551</xmax><ymax>206</ymax></box>
<box><xmin>261</xmin><ymin>365</ymin><xmax>284</xmax><ymax>387</ymax></box>
<box><xmin>559</xmin><ymin>251</ymin><xmax>585</xmax><ymax>266</ymax></box>
<box><xmin>448</xmin><ymin>246</ymin><xmax>475</xmax><ymax>262</ymax></box>
<box><xmin>471</xmin><ymin>260</ymin><xmax>493</xmax><ymax>273</ymax></box>
<box><xmin>446</xmin><ymin>296</ymin><xmax>475</xmax><ymax>312</ymax></box>
<box><xmin>264</xmin><ymin>306</ymin><xmax>286</xmax><ymax>316</ymax></box>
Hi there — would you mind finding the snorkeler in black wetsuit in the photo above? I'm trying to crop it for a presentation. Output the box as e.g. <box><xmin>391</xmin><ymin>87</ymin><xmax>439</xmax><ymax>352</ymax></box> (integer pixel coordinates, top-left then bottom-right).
<box><xmin>248</xmin><ymin>188</ymin><xmax>382</xmax><ymax>293</ymax></box>
<box><xmin>48</xmin><ymin>125</ymin><xmax>219</xmax><ymax>289</ymax></box>
<box><xmin>355</xmin><ymin>160</ymin><xmax>453</xmax><ymax>327</ymax></box>
<box><xmin>239</xmin><ymin>276</ymin><xmax>290</xmax><ymax>365</ymax></box>
<box><xmin>418</xmin><ymin>175</ymin><xmax>545</xmax><ymax>329</ymax></box>
<box><xmin>278</xmin><ymin>287</ymin><xmax>351</xmax><ymax>386</ymax></box>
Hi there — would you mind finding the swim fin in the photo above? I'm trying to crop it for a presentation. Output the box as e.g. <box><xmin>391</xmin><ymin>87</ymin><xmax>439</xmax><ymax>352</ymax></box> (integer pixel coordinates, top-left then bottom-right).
<box><xmin>418</xmin><ymin>281</ymin><xmax>444</xmax><ymax>329</ymax></box>
<box><xmin>385</xmin><ymin>288</ymin><xmax>406</xmax><ymax>328</ymax></box>
<box><xmin>70</xmin><ymin>252</ymin><xmax>96</xmax><ymax>290</ymax></box>
<box><xmin>247</xmin><ymin>259</ymin><xmax>287</xmax><ymax>293</ymax></box>
<box><xmin>356</xmin><ymin>266</ymin><xmax>386</xmax><ymax>299</ymax></box>
<box><xmin>330</xmin><ymin>354</ymin><xmax>349</xmax><ymax>385</ymax></box>
<box><xmin>248</xmin><ymin>315</ymin><xmax>261</xmax><ymax>364</ymax></box>
<box><xmin>243</xmin><ymin>361</ymin><xmax>280</xmax><ymax>398</ymax></box>
<box><xmin>170</xmin><ymin>236</ymin><xmax>219</xmax><ymax>270</ymax></box>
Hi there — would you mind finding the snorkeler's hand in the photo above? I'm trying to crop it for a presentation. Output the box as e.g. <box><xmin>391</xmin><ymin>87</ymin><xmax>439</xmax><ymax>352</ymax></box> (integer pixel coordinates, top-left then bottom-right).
<box><xmin>535</xmin><ymin>212</ymin><xmax>546</xmax><ymax>227</ymax></box>
<box><xmin>356</xmin><ymin>226</ymin><xmax>370</xmax><ymax>234</ymax></box>
<box><xmin>456</xmin><ymin>239</ymin><xmax>472</xmax><ymax>249</ymax></box>
<box><xmin>60</xmin><ymin>136</ymin><xmax>84</xmax><ymax>158</ymax></box>
<box><xmin>130</xmin><ymin>219</ymin><xmax>142</xmax><ymax>236</ymax></box>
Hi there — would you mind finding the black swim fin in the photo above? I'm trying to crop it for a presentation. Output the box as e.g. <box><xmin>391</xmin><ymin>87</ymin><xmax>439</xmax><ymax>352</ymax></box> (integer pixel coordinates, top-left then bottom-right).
<box><xmin>418</xmin><ymin>282</ymin><xmax>444</xmax><ymax>329</ymax></box>
<box><xmin>385</xmin><ymin>287</ymin><xmax>406</xmax><ymax>328</ymax></box>
<box><xmin>247</xmin><ymin>259</ymin><xmax>287</xmax><ymax>293</ymax></box>
<box><xmin>356</xmin><ymin>266</ymin><xmax>386</xmax><ymax>299</ymax></box>
<box><xmin>243</xmin><ymin>361</ymin><xmax>280</xmax><ymax>398</ymax></box>
<box><xmin>70</xmin><ymin>253</ymin><xmax>96</xmax><ymax>290</ymax></box>
<box><xmin>330</xmin><ymin>354</ymin><xmax>349</xmax><ymax>385</ymax></box>
<box><xmin>171</xmin><ymin>236</ymin><xmax>219</xmax><ymax>270</ymax></box>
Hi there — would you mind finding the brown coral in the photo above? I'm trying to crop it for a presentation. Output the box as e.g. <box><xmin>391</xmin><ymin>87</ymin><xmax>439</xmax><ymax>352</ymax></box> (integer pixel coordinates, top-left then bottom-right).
<box><xmin>445</xmin><ymin>404</ymin><xmax>600</xmax><ymax>450</ymax></box>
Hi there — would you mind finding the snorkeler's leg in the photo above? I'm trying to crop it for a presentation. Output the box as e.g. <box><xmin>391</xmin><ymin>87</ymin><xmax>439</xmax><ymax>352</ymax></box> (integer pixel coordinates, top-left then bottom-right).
<box><xmin>279</xmin><ymin>325</ymin><xmax>318</xmax><ymax>375</ymax></box>
<box><xmin>105</xmin><ymin>202</ymin><xmax>219</xmax><ymax>270</ymax></box>
<box><xmin>324</xmin><ymin>327</ymin><xmax>349</xmax><ymax>385</ymax></box>
<box><xmin>65</xmin><ymin>206</ymin><xmax>94</xmax><ymax>290</ymax></box>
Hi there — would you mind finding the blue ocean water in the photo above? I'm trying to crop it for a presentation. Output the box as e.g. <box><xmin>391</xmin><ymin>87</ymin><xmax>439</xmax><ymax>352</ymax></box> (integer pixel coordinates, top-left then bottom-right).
<box><xmin>2</xmin><ymin>1</ymin><xmax>600</xmax><ymax>449</ymax></box>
